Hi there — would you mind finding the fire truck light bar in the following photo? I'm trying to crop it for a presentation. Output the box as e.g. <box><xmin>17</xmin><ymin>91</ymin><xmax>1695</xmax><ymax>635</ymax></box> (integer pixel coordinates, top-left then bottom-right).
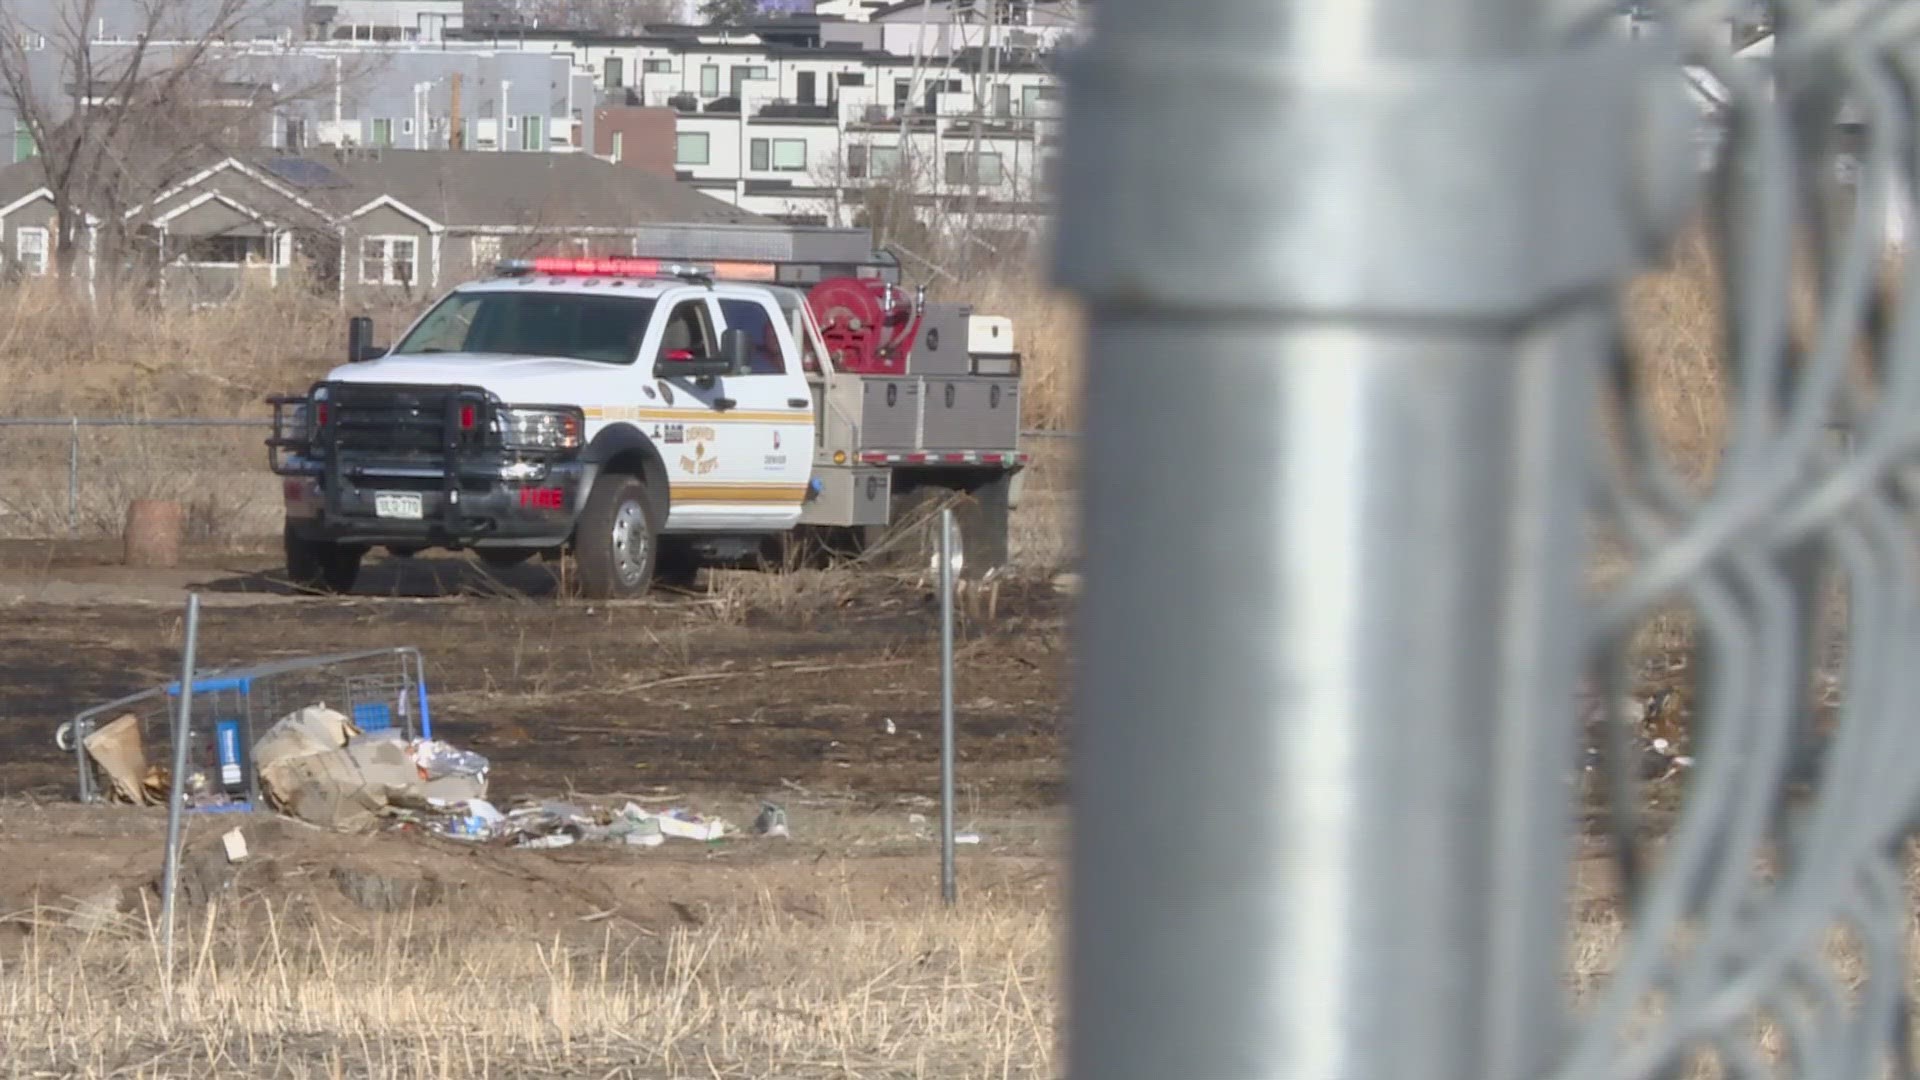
<box><xmin>495</xmin><ymin>257</ymin><xmax>779</xmax><ymax>282</ymax></box>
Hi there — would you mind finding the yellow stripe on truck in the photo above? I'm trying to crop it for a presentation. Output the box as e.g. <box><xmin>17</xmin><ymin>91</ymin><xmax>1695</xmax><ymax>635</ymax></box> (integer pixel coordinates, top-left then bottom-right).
<box><xmin>672</xmin><ymin>484</ymin><xmax>809</xmax><ymax>504</ymax></box>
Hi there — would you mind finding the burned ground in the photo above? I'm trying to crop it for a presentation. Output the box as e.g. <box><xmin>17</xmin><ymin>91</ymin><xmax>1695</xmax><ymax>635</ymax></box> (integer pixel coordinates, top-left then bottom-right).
<box><xmin>0</xmin><ymin>547</ymin><xmax>1071</xmax><ymax>809</ymax></box>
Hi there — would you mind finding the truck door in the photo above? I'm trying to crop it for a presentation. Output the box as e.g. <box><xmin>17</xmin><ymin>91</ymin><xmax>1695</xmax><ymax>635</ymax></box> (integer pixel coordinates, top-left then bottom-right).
<box><xmin>650</xmin><ymin>293</ymin><xmax>810</xmax><ymax>531</ymax></box>
<box><xmin>712</xmin><ymin>294</ymin><xmax>813</xmax><ymax>531</ymax></box>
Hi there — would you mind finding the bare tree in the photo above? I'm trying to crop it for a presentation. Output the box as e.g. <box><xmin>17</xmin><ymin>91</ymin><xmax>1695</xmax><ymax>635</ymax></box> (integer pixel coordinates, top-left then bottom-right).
<box><xmin>0</xmin><ymin>0</ymin><xmax>365</xmax><ymax>286</ymax></box>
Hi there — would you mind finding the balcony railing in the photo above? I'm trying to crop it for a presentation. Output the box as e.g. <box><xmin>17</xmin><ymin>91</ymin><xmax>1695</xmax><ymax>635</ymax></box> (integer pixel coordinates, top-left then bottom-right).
<box><xmin>755</xmin><ymin>101</ymin><xmax>837</xmax><ymax>121</ymax></box>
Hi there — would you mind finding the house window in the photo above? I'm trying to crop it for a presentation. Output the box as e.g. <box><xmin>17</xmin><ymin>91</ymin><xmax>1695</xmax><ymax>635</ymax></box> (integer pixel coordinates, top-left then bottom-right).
<box><xmin>470</xmin><ymin>235</ymin><xmax>502</xmax><ymax>269</ymax></box>
<box><xmin>521</xmin><ymin>115</ymin><xmax>542</xmax><ymax>151</ymax></box>
<box><xmin>796</xmin><ymin>71</ymin><xmax>817</xmax><ymax>106</ymax></box>
<box><xmin>750</xmin><ymin>138</ymin><xmax>769</xmax><ymax>172</ymax></box>
<box><xmin>730</xmin><ymin>65</ymin><xmax>768</xmax><ymax>98</ymax></box>
<box><xmin>700</xmin><ymin>64</ymin><xmax>720</xmax><ymax>98</ymax></box>
<box><xmin>944</xmin><ymin>150</ymin><xmax>1002</xmax><ymax>186</ymax></box>
<box><xmin>604</xmin><ymin>56</ymin><xmax>625</xmax><ymax>88</ymax></box>
<box><xmin>871</xmin><ymin>145</ymin><xmax>901</xmax><ymax>178</ymax></box>
<box><xmin>283</xmin><ymin>118</ymin><xmax>306</xmax><ymax>149</ymax></box>
<box><xmin>676</xmin><ymin>131</ymin><xmax>709</xmax><ymax>166</ymax></box>
<box><xmin>846</xmin><ymin>144</ymin><xmax>866</xmax><ymax>179</ymax></box>
<box><xmin>400</xmin><ymin>117</ymin><xmax>415</xmax><ymax>136</ymax></box>
<box><xmin>644</xmin><ymin>58</ymin><xmax>672</xmax><ymax>73</ymax></box>
<box><xmin>14</xmin><ymin>227</ymin><xmax>48</xmax><ymax>276</ymax></box>
<box><xmin>836</xmin><ymin>72</ymin><xmax>865</xmax><ymax>87</ymax></box>
<box><xmin>360</xmin><ymin>236</ymin><xmax>418</xmax><ymax>286</ymax></box>
<box><xmin>371</xmin><ymin>117</ymin><xmax>393</xmax><ymax>148</ymax></box>
<box><xmin>11</xmin><ymin>120</ymin><xmax>36</xmax><ymax>163</ymax></box>
<box><xmin>771</xmin><ymin>138</ymin><xmax>805</xmax><ymax>172</ymax></box>
<box><xmin>184</xmin><ymin>235</ymin><xmax>271</xmax><ymax>265</ymax></box>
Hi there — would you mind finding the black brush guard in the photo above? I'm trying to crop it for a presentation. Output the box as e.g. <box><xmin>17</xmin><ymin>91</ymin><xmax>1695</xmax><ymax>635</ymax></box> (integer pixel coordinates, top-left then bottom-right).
<box><xmin>269</xmin><ymin>381</ymin><xmax>501</xmax><ymax>537</ymax></box>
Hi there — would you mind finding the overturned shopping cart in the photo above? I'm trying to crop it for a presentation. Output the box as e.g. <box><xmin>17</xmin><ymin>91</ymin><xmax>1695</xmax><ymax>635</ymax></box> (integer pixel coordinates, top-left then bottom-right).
<box><xmin>60</xmin><ymin>647</ymin><xmax>434</xmax><ymax>806</ymax></box>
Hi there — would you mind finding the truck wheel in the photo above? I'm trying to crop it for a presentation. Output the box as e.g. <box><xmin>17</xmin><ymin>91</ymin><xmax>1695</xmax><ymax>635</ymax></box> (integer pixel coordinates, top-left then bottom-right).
<box><xmin>285</xmin><ymin>526</ymin><xmax>363</xmax><ymax>595</ymax></box>
<box><xmin>572</xmin><ymin>475</ymin><xmax>659</xmax><ymax>599</ymax></box>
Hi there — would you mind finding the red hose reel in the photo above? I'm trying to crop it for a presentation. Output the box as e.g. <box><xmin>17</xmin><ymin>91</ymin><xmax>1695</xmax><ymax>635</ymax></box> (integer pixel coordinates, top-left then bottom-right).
<box><xmin>806</xmin><ymin>277</ymin><xmax>924</xmax><ymax>376</ymax></box>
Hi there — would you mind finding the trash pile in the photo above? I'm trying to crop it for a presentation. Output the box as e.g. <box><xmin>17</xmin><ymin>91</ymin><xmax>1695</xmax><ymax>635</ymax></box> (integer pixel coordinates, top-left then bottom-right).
<box><xmin>251</xmin><ymin>705</ymin><xmax>492</xmax><ymax>832</ymax></box>
<box><xmin>77</xmin><ymin>698</ymin><xmax>783</xmax><ymax>849</ymax></box>
<box><xmin>392</xmin><ymin>798</ymin><xmax>746</xmax><ymax>849</ymax></box>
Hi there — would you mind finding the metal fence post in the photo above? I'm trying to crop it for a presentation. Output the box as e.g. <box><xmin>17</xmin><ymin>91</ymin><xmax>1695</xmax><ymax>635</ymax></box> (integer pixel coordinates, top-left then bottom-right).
<box><xmin>1052</xmin><ymin>3</ymin><xmax>1677</xmax><ymax>1080</ymax></box>
<box><xmin>939</xmin><ymin>508</ymin><xmax>958</xmax><ymax>907</ymax></box>
<box><xmin>159</xmin><ymin>592</ymin><xmax>203</xmax><ymax>986</ymax></box>
<box><xmin>67</xmin><ymin>417</ymin><xmax>78</xmax><ymax>534</ymax></box>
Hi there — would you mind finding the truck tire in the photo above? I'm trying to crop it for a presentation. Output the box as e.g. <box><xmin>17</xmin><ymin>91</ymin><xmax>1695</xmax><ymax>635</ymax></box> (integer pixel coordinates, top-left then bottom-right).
<box><xmin>572</xmin><ymin>474</ymin><xmax>659</xmax><ymax>599</ymax></box>
<box><xmin>285</xmin><ymin>526</ymin><xmax>364</xmax><ymax>595</ymax></box>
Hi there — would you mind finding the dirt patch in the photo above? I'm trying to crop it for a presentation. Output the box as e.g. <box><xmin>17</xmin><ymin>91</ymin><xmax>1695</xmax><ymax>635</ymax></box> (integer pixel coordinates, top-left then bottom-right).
<box><xmin>0</xmin><ymin>556</ymin><xmax>1071</xmax><ymax>809</ymax></box>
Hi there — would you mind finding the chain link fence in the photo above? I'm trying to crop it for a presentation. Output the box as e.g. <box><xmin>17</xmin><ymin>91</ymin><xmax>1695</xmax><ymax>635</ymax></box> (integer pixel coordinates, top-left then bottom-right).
<box><xmin>0</xmin><ymin>419</ymin><xmax>283</xmax><ymax>542</ymax></box>
<box><xmin>0</xmin><ymin>418</ymin><xmax>1081</xmax><ymax>566</ymax></box>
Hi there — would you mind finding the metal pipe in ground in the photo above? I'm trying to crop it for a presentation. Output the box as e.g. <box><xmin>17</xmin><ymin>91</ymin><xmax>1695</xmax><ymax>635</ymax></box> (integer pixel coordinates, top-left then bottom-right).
<box><xmin>159</xmin><ymin>592</ymin><xmax>202</xmax><ymax>982</ymax></box>
<box><xmin>939</xmin><ymin>508</ymin><xmax>957</xmax><ymax>907</ymax></box>
<box><xmin>1051</xmin><ymin>1</ymin><xmax>1664</xmax><ymax>1078</ymax></box>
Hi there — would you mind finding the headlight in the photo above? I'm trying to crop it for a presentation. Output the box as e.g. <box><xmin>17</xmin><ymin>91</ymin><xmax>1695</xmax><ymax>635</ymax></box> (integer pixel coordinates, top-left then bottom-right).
<box><xmin>499</xmin><ymin>406</ymin><xmax>584</xmax><ymax>451</ymax></box>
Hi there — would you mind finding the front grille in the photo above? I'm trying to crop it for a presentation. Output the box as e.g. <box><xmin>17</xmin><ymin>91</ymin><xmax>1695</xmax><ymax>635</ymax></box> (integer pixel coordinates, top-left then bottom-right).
<box><xmin>323</xmin><ymin>383</ymin><xmax>492</xmax><ymax>455</ymax></box>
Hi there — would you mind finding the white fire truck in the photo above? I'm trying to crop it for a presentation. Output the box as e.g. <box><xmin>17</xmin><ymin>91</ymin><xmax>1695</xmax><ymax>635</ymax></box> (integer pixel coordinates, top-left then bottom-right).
<box><xmin>267</xmin><ymin>253</ymin><xmax>1028</xmax><ymax>598</ymax></box>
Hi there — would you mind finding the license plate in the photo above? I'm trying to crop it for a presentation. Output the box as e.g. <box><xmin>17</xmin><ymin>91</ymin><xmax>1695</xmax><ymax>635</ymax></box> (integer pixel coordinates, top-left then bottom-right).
<box><xmin>374</xmin><ymin>491</ymin><xmax>423</xmax><ymax>520</ymax></box>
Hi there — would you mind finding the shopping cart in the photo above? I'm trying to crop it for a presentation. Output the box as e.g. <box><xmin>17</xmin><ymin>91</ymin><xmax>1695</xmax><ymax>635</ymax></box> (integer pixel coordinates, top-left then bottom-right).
<box><xmin>59</xmin><ymin>647</ymin><xmax>433</xmax><ymax>806</ymax></box>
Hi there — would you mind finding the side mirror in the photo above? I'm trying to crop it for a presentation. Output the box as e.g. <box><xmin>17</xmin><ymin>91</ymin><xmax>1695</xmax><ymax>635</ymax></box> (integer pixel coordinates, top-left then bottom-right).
<box><xmin>653</xmin><ymin>349</ymin><xmax>733</xmax><ymax>380</ymax></box>
<box><xmin>720</xmin><ymin>328</ymin><xmax>753</xmax><ymax>375</ymax></box>
<box><xmin>347</xmin><ymin>315</ymin><xmax>386</xmax><ymax>363</ymax></box>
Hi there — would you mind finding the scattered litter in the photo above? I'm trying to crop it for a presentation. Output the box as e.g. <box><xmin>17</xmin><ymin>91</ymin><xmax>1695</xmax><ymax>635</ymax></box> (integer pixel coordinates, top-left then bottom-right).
<box><xmin>908</xmin><ymin>812</ymin><xmax>928</xmax><ymax>825</ymax></box>
<box><xmin>82</xmin><ymin>714</ymin><xmax>151</xmax><ymax>805</ymax></box>
<box><xmin>884</xmin><ymin>718</ymin><xmax>897</xmax><ymax>735</ymax></box>
<box><xmin>659</xmin><ymin>808</ymin><xmax>732</xmax><ymax>842</ymax></box>
<box><xmin>71</xmin><ymin>674</ymin><xmax>769</xmax><ymax>854</ymax></box>
<box><xmin>955</xmin><ymin>833</ymin><xmax>983</xmax><ymax>845</ymax></box>
<box><xmin>411</xmin><ymin>740</ymin><xmax>491</xmax><ymax>784</ymax></box>
<box><xmin>515</xmin><ymin>833</ymin><xmax>577</xmax><ymax>850</ymax></box>
<box><xmin>754</xmin><ymin>801</ymin><xmax>790</xmax><ymax>839</ymax></box>
<box><xmin>234</xmin><ymin>703</ymin><xmax>486</xmax><ymax>832</ymax></box>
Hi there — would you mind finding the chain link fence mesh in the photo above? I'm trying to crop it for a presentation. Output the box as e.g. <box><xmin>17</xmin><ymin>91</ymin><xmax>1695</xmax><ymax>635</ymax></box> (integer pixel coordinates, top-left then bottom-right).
<box><xmin>1566</xmin><ymin>3</ymin><xmax>1920</xmax><ymax>1078</ymax></box>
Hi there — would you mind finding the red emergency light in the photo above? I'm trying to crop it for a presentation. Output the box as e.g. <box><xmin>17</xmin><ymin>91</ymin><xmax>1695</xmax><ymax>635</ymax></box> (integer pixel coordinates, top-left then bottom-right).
<box><xmin>497</xmin><ymin>257</ymin><xmax>779</xmax><ymax>281</ymax></box>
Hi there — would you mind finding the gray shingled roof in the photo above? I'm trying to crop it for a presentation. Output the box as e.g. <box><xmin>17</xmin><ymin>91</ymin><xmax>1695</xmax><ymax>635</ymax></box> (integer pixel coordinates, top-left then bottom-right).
<box><xmin>0</xmin><ymin>149</ymin><xmax>768</xmax><ymax>231</ymax></box>
<box><xmin>256</xmin><ymin>149</ymin><xmax>768</xmax><ymax>230</ymax></box>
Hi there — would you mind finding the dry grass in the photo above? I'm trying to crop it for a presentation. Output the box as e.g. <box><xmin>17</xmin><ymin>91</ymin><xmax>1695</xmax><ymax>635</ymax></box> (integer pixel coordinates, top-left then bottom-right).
<box><xmin>2</xmin><ymin>841</ymin><xmax>1900</xmax><ymax>1079</ymax></box>
<box><xmin>1621</xmin><ymin>230</ymin><xmax>1727</xmax><ymax>472</ymax></box>
<box><xmin>0</xmin><ymin>276</ymin><xmax>421</xmax><ymax>420</ymax></box>
<box><xmin>2</xmin><ymin>886</ymin><xmax>1057</xmax><ymax>1078</ymax></box>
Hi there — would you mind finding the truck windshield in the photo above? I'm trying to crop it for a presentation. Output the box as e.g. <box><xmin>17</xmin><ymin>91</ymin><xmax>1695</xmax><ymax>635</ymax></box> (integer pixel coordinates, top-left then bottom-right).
<box><xmin>391</xmin><ymin>291</ymin><xmax>660</xmax><ymax>365</ymax></box>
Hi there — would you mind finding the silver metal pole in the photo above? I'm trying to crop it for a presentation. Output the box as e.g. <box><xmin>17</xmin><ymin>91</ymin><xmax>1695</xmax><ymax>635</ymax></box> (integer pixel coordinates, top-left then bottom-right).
<box><xmin>67</xmin><ymin>417</ymin><xmax>78</xmax><ymax>533</ymax></box>
<box><xmin>1052</xmin><ymin>2</ymin><xmax>1667</xmax><ymax>1079</ymax></box>
<box><xmin>159</xmin><ymin>592</ymin><xmax>202</xmax><ymax>978</ymax></box>
<box><xmin>938</xmin><ymin>508</ymin><xmax>957</xmax><ymax>907</ymax></box>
